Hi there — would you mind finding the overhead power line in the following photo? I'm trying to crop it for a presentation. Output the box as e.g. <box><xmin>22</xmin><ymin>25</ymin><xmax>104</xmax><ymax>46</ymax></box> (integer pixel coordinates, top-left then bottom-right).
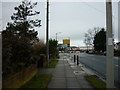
<box><xmin>83</xmin><ymin>1</ymin><xmax>117</xmax><ymax>18</ymax></box>
<box><xmin>81</xmin><ymin>0</ymin><xmax>105</xmax><ymax>14</ymax></box>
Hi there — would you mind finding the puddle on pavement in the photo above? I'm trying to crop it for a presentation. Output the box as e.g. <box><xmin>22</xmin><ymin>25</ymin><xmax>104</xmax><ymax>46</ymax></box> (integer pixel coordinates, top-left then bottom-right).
<box><xmin>69</xmin><ymin>63</ymin><xmax>74</xmax><ymax>65</ymax></box>
<box><xmin>70</xmin><ymin>65</ymin><xmax>77</xmax><ymax>68</ymax></box>
<box><xmin>69</xmin><ymin>63</ymin><xmax>77</xmax><ymax>67</ymax></box>
<box><xmin>73</xmin><ymin>71</ymin><xmax>85</xmax><ymax>75</ymax></box>
<box><xmin>64</xmin><ymin>64</ymin><xmax>69</xmax><ymax>66</ymax></box>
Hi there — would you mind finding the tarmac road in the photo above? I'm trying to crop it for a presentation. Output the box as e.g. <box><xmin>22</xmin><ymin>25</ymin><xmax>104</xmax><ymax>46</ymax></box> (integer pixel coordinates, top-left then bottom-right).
<box><xmin>68</xmin><ymin>53</ymin><xmax>120</xmax><ymax>87</ymax></box>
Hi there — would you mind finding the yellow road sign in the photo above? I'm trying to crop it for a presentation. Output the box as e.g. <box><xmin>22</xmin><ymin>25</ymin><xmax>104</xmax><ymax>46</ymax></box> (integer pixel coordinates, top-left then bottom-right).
<box><xmin>63</xmin><ymin>39</ymin><xmax>70</xmax><ymax>44</ymax></box>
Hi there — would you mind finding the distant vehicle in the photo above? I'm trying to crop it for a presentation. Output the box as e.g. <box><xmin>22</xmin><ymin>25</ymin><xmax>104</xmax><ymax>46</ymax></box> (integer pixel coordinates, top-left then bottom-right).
<box><xmin>88</xmin><ymin>51</ymin><xmax>95</xmax><ymax>54</ymax></box>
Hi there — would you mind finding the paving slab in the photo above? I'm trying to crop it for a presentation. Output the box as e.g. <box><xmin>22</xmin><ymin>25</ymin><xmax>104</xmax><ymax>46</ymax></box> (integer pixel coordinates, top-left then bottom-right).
<box><xmin>48</xmin><ymin>60</ymin><xmax>80</xmax><ymax>88</ymax></box>
<box><xmin>48</xmin><ymin>59</ymin><xmax>94</xmax><ymax>89</ymax></box>
<box><xmin>67</xmin><ymin>77</ymin><xmax>81</xmax><ymax>88</ymax></box>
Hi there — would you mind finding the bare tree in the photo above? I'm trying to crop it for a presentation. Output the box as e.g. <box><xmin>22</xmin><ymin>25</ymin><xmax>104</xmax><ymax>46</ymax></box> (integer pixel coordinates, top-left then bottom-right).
<box><xmin>84</xmin><ymin>27</ymin><xmax>101</xmax><ymax>48</ymax></box>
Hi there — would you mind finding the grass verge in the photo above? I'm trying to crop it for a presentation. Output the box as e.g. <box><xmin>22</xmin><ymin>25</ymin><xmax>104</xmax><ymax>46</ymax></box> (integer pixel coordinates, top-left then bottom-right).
<box><xmin>48</xmin><ymin>59</ymin><xmax>58</xmax><ymax>68</ymax></box>
<box><xmin>19</xmin><ymin>59</ymin><xmax>58</xmax><ymax>88</ymax></box>
<box><xmin>84</xmin><ymin>75</ymin><xmax>106</xmax><ymax>90</ymax></box>
<box><xmin>20</xmin><ymin>73</ymin><xmax>52</xmax><ymax>88</ymax></box>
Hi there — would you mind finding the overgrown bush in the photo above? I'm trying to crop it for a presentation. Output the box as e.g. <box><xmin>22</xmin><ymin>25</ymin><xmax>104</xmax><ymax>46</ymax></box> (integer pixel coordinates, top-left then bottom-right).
<box><xmin>49</xmin><ymin>39</ymin><xmax>59</xmax><ymax>59</ymax></box>
<box><xmin>2</xmin><ymin>0</ymin><xmax>41</xmax><ymax>77</ymax></box>
<box><xmin>32</xmin><ymin>40</ymin><xmax>46</xmax><ymax>56</ymax></box>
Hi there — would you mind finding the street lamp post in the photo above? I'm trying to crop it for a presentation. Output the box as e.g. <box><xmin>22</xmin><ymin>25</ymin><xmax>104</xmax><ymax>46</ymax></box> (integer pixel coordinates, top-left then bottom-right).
<box><xmin>56</xmin><ymin>33</ymin><xmax>57</xmax><ymax>41</ymax></box>
<box><xmin>106</xmin><ymin>0</ymin><xmax>114</xmax><ymax>88</ymax></box>
<box><xmin>56</xmin><ymin>32</ymin><xmax>61</xmax><ymax>41</ymax></box>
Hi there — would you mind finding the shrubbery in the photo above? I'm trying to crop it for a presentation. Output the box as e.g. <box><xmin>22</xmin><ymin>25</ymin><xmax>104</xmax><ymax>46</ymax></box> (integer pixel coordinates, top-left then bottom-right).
<box><xmin>2</xmin><ymin>0</ymin><xmax>59</xmax><ymax>78</ymax></box>
<box><xmin>2</xmin><ymin>0</ymin><xmax>41</xmax><ymax>77</ymax></box>
<box><xmin>49</xmin><ymin>39</ymin><xmax>59</xmax><ymax>59</ymax></box>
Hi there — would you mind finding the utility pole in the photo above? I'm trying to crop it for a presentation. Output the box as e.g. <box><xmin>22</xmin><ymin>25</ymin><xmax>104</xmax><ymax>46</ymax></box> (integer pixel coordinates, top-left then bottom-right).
<box><xmin>106</xmin><ymin>0</ymin><xmax>114</xmax><ymax>88</ymax></box>
<box><xmin>46</xmin><ymin>0</ymin><xmax>49</xmax><ymax>62</ymax></box>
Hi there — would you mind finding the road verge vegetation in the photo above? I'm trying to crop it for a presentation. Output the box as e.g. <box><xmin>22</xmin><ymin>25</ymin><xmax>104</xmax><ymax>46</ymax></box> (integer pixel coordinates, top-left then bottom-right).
<box><xmin>84</xmin><ymin>75</ymin><xmax>106</xmax><ymax>89</ymax></box>
<box><xmin>20</xmin><ymin>73</ymin><xmax>52</xmax><ymax>88</ymax></box>
<box><xmin>48</xmin><ymin>59</ymin><xmax>58</xmax><ymax>68</ymax></box>
<box><xmin>20</xmin><ymin>59</ymin><xmax>58</xmax><ymax>88</ymax></box>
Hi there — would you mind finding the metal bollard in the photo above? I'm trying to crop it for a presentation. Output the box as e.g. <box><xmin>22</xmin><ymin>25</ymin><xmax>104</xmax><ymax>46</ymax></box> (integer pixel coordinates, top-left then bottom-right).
<box><xmin>77</xmin><ymin>55</ymin><xmax>79</xmax><ymax>65</ymax></box>
<box><xmin>74</xmin><ymin>55</ymin><xmax>76</xmax><ymax>63</ymax></box>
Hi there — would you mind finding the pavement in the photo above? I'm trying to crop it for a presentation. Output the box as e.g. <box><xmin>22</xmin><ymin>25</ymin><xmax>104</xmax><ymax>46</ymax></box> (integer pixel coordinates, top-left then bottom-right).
<box><xmin>47</xmin><ymin>55</ymin><xmax>94</xmax><ymax>89</ymax></box>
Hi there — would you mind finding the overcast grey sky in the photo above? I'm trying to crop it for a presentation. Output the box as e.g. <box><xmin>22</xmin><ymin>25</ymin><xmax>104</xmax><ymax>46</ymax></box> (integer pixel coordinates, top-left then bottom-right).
<box><xmin>1</xmin><ymin>1</ymin><xmax>118</xmax><ymax>46</ymax></box>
